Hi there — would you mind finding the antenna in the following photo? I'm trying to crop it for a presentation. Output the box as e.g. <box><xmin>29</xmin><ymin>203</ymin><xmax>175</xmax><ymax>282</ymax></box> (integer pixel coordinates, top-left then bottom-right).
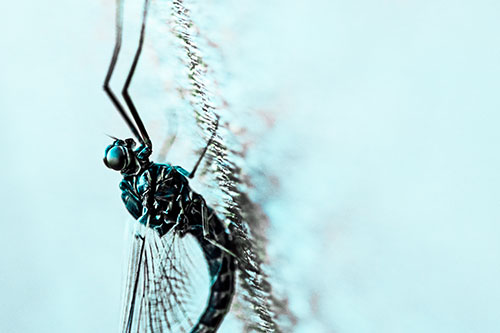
<box><xmin>103</xmin><ymin>0</ymin><xmax>149</xmax><ymax>147</ymax></box>
<box><xmin>121</xmin><ymin>0</ymin><xmax>153</xmax><ymax>150</ymax></box>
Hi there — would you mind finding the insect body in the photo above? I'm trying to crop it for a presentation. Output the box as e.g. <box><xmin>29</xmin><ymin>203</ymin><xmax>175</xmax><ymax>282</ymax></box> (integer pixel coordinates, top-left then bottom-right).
<box><xmin>104</xmin><ymin>140</ymin><xmax>236</xmax><ymax>332</ymax></box>
<box><xmin>102</xmin><ymin>0</ymin><xmax>236</xmax><ymax>331</ymax></box>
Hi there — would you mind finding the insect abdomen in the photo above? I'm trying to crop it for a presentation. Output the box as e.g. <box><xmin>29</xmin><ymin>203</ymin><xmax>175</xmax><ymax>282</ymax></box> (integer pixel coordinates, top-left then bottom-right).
<box><xmin>192</xmin><ymin>251</ymin><xmax>235</xmax><ymax>332</ymax></box>
<box><xmin>190</xmin><ymin>216</ymin><xmax>236</xmax><ymax>333</ymax></box>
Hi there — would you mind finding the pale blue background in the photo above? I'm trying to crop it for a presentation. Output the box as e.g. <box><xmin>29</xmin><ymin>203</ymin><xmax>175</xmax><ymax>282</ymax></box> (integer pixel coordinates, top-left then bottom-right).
<box><xmin>0</xmin><ymin>0</ymin><xmax>499</xmax><ymax>332</ymax></box>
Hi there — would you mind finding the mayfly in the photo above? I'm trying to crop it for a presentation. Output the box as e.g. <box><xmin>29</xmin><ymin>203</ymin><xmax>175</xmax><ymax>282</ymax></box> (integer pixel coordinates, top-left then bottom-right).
<box><xmin>102</xmin><ymin>0</ymin><xmax>236</xmax><ymax>332</ymax></box>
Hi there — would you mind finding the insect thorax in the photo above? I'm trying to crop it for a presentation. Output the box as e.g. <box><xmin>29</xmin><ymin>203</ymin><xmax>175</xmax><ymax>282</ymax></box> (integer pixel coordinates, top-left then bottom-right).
<box><xmin>121</xmin><ymin>163</ymin><xmax>204</xmax><ymax>236</ymax></box>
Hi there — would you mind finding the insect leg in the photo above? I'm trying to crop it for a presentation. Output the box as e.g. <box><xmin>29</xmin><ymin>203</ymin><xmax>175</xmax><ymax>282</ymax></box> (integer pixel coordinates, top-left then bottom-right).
<box><xmin>121</xmin><ymin>0</ymin><xmax>152</xmax><ymax>149</ymax></box>
<box><xmin>157</xmin><ymin>110</ymin><xmax>178</xmax><ymax>162</ymax></box>
<box><xmin>201</xmin><ymin>200</ymin><xmax>209</xmax><ymax>238</ymax></box>
<box><xmin>124</xmin><ymin>171</ymin><xmax>158</xmax><ymax>332</ymax></box>
<box><xmin>203</xmin><ymin>236</ymin><xmax>237</xmax><ymax>258</ymax></box>
<box><xmin>200</xmin><ymin>205</ymin><xmax>237</xmax><ymax>258</ymax></box>
<box><xmin>125</xmin><ymin>232</ymin><xmax>147</xmax><ymax>333</ymax></box>
<box><xmin>103</xmin><ymin>0</ymin><xmax>143</xmax><ymax>144</ymax></box>
<box><xmin>188</xmin><ymin>115</ymin><xmax>219</xmax><ymax>179</ymax></box>
<box><xmin>120</xmin><ymin>180</ymin><xmax>143</xmax><ymax>220</ymax></box>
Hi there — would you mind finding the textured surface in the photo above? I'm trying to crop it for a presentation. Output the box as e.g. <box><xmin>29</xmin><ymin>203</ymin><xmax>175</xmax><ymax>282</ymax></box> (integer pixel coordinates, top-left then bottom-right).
<box><xmin>1</xmin><ymin>0</ymin><xmax>500</xmax><ymax>332</ymax></box>
<box><xmin>147</xmin><ymin>0</ymin><xmax>293</xmax><ymax>331</ymax></box>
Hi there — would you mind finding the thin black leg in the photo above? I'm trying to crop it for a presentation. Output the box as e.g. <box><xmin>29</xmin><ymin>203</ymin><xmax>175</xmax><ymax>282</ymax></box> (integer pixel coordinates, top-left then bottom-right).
<box><xmin>125</xmin><ymin>235</ymin><xmax>146</xmax><ymax>333</ymax></box>
<box><xmin>103</xmin><ymin>0</ymin><xmax>143</xmax><ymax>144</ymax></box>
<box><xmin>121</xmin><ymin>0</ymin><xmax>152</xmax><ymax>149</ymax></box>
<box><xmin>157</xmin><ymin>110</ymin><xmax>178</xmax><ymax>162</ymax></box>
<box><xmin>189</xmin><ymin>116</ymin><xmax>219</xmax><ymax>179</ymax></box>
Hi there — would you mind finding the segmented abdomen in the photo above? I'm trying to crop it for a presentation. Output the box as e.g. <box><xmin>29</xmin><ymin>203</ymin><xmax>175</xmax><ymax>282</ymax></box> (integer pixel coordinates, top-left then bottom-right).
<box><xmin>188</xmin><ymin>212</ymin><xmax>236</xmax><ymax>333</ymax></box>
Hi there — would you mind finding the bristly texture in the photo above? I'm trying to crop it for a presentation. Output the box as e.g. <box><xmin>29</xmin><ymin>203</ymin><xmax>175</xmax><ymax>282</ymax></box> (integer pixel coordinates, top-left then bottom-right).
<box><xmin>150</xmin><ymin>0</ymin><xmax>295</xmax><ymax>331</ymax></box>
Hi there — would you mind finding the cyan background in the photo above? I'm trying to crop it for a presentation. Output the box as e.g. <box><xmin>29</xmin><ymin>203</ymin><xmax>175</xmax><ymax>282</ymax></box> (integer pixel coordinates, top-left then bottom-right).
<box><xmin>0</xmin><ymin>0</ymin><xmax>498</xmax><ymax>332</ymax></box>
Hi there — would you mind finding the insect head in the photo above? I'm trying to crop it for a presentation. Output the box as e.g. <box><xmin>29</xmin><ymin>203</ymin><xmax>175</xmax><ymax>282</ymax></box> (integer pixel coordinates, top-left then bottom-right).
<box><xmin>104</xmin><ymin>138</ymin><xmax>151</xmax><ymax>175</ymax></box>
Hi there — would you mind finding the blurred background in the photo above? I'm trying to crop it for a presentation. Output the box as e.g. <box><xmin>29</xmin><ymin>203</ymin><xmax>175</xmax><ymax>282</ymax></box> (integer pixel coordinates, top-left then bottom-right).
<box><xmin>1</xmin><ymin>0</ymin><xmax>499</xmax><ymax>332</ymax></box>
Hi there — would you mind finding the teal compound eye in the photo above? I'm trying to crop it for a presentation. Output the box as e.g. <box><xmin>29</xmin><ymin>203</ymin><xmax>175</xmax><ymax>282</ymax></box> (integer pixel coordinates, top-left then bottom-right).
<box><xmin>104</xmin><ymin>145</ymin><xmax>129</xmax><ymax>171</ymax></box>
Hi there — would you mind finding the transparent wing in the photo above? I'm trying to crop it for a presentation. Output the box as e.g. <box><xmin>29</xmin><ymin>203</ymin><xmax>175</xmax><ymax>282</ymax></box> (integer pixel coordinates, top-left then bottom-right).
<box><xmin>120</xmin><ymin>219</ymin><xmax>211</xmax><ymax>333</ymax></box>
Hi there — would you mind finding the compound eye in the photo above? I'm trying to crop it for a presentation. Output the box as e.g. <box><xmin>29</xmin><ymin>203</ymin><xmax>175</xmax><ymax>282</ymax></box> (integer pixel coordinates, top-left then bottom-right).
<box><xmin>104</xmin><ymin>146</ymin><xmax>128</xmax><ymax>171</ymax></box>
